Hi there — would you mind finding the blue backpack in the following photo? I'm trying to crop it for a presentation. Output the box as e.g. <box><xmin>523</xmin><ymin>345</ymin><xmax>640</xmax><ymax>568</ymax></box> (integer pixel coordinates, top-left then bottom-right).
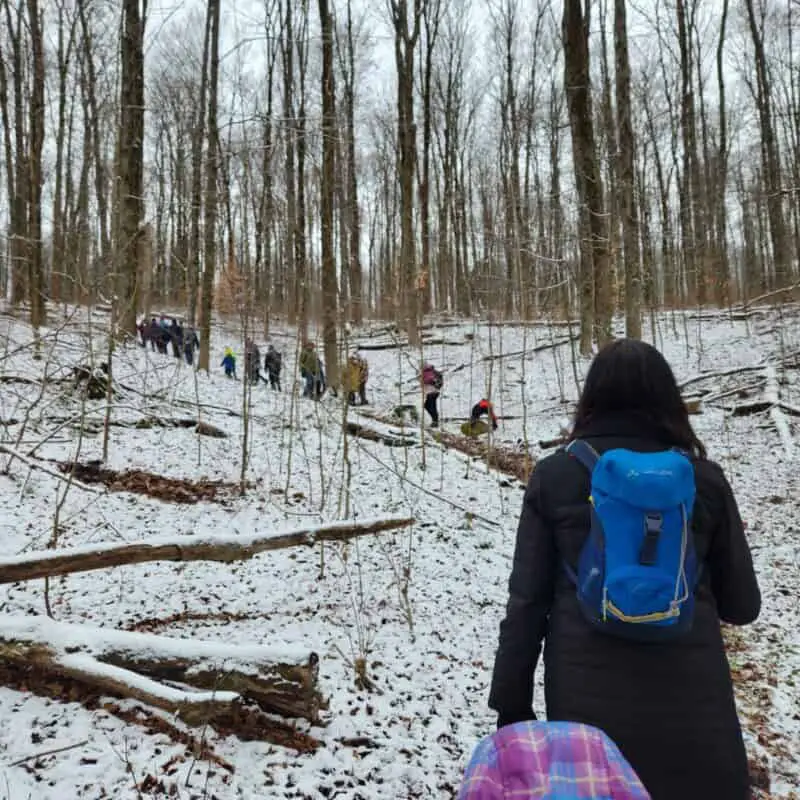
<box><xmin>564</xmin><ymin>440</ymin><xmax>699</xmax><ymax>641</ymax></box>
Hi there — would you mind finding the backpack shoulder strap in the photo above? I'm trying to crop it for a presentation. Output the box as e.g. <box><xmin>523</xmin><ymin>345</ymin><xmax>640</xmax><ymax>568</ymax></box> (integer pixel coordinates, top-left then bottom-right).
<box><xmin>564</xmin><ymin>439</ymin><xmax>600</xmax><ymax>473</ymax></box>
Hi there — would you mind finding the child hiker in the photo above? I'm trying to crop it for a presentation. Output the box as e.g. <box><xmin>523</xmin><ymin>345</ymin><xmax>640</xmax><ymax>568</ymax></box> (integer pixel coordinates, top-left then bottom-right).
<box><xmin>221</xmin><ymin>347</ymin><xmax>237</xmax><ymax>379</ymax></box>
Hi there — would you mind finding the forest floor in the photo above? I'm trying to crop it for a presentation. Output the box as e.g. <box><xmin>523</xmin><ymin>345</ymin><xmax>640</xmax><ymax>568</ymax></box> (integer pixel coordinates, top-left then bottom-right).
<box><xmin>0</xmin><ymin>305</ymin><xmax>797</xmax><ymax>799</ymax></box>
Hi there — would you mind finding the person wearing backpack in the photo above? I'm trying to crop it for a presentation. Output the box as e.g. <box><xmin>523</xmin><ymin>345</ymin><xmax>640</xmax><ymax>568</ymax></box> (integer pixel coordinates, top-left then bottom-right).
<box><xmin>264</xmin><ymin>344</ymin><xmax>282</xmax><ymax>391</ymax></box>
<box><xmin>421</xmin><ymin>363</ymin><xmax>443</xmax><ymax>427</ymax></box>
<box><xmin>488</xmin><ymin>339</ymin><xmax>760</xmax><ymax>800</ymax></box>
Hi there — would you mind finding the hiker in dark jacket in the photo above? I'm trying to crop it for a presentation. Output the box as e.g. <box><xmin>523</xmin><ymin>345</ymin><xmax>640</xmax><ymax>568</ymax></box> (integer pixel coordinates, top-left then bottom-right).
<box><xmin>264</xmin><ymin>345</ymin><xmax>282</xmax><ymax>391</ymax></box>
<box><xmin>183</xmin><ymin>328</ymin><xmax>200</xmax><ymax>365</ymax></box>
<box><xmin>168</xmin><ymin>319</ymin><xmax>182</xmax><ymax>358</ymax></box>
<box><xmin>155</xmin><ymin>321</ymin><xmax>170</xmax><ymax>355</ymax></box>
<box><xmin>489</xmin><ymin>339</ymin><xmax>760</xmax><ymax>800</ymax></box>
<box><xmin>421</xmin><ymin>363</ymin><xmax>443</xmax><ymax>427</ymax></box>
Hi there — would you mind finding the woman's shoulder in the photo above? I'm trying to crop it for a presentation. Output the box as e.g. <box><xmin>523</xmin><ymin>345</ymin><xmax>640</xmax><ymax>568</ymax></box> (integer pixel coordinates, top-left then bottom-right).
<box><xmin>692</xmin><ymin>457</ymin><xmax>732</xmax><ymax>492</ymax></box>
<box><xmin>531</xmin><ymin>447</ymin><xmax>733</xmax><ymax>498</ymax></box>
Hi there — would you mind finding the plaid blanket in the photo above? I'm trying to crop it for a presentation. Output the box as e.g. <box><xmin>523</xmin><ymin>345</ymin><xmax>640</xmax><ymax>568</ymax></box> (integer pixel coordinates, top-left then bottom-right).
<box><xmin>458</xmin><ymin>721</ymin><xmax>651</xmax><ymax>799</ymax></box>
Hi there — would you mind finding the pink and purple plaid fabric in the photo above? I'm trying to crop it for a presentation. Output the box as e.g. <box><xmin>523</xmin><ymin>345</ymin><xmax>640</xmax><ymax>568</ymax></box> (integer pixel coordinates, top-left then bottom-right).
<box><xmin>458</xmin><ymin>721</ymin><xmax>651</xmax><ymax>799</ymax></box>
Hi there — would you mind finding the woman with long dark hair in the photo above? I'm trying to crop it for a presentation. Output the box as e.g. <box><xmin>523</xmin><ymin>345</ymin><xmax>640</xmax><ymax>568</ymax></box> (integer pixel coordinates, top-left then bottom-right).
<box><xmin>489</xmin><ymin>339</ymin><xmax>760</xmax><ymax>800</ymax></box>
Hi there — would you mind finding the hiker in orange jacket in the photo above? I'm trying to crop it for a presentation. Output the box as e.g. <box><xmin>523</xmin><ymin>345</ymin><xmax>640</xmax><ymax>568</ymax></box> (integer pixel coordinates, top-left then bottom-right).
<box><xmin>471</xmin><ymin>398</ymin><xmax>498</xmax><ymax>430</ymax></box>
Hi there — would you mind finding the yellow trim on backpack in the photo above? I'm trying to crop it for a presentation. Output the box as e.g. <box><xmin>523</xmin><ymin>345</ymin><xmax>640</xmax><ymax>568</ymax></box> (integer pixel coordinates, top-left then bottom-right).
<box><xmin>605</xmin><ymin>599</ymin><xmax>681</xmax><ymax>624</ymax></box>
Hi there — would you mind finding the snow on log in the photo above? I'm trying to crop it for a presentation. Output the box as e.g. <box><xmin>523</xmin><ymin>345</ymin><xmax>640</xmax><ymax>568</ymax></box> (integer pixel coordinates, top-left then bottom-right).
<box><xmin>0</xmin><ymin>614</ymin><xmax>322</xmax><ymax>726</ymax></box>
<box><xmin>679</xmin><ymin>350</ymin><xmax>800</xmax><ymax>391</ymax></box>
<box><xmin>682</xmin><ymin>395</ymin><xmax>704</xmax><ymax>415</ymax></box>
<box><xmin>0</xmin><ymin>516</ymin><xmax>415</xmax><ymax>584</ymax></box>
<box><xmin>481</xmin><ymin>336</ymin><xmax>578</xmax><ymax>362</ymax></box>
<box><xmin>765</xmin><ymin>367</ymin><xmax>795</xmax><ymax>460</ymax></box>
<box><xmin>344</xmin><ymin>421</ymin><xmax>416</xmax><ymax>447</ymax></box>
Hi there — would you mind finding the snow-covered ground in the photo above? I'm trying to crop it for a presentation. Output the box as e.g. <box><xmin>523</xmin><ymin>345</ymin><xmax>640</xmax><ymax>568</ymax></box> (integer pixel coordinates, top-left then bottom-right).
<box><xmin>0</xmin><ymin>306</ymin><xmax>797</xmax><ymax>799</ymax></box>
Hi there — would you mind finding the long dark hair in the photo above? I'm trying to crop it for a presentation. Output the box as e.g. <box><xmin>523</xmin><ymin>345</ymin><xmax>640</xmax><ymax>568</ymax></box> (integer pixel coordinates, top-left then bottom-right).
<box><xmin>570</xmin><ymin>338</ymin><xmax>707</xmax><ymax>458</ymax></box>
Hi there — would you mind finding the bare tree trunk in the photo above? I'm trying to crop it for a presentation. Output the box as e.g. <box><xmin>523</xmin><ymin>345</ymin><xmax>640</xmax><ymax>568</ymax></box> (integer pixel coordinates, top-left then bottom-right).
<box><xmin>319</xmin><ymin>0</ymin><xmax>339</xmax><ymax>390</ymax></box>
<box><xmin>281</xmin><ymin>0</ymin><xmax>296</xmax><ymax>327</ymax></box>
<box><xmin>614</xmin><ymin>0</ymin><xmax>641</xmax><ymax>338</ymax></box>
<box><xmin>715</xmin><ymin>0</ymin><xmax>730</xmax><ymax>304</ymax></box>
<box><xmin>339</xmin><ymin>0</ymin><xmax>363</xmax><ymax>324</ymax></box>
<box><xmin>77</xmin><ymin>0</ymin><xmax>110</xmax><ymax>295</ymax></box>
<box><xmin>27</xmin><ymin>0</ymin><xmax>47</xmax><ymax>333</ymax></box>
<box><xmin>116</xmin><ymin>0</ymin><xmax>146</xmax><ymax>337</ymax></box>
<box><xmin>187</xmin><ymin>4</ymin><xmax>211</xmax><ymax>328</ymax></box>
<box><xmin>563</xmin><ymin>0</ymin><xmax>611</xmax><ymax>350</ymax></box>
<box><xmin>0</xmin><ymin>0</ymin><xmax>29</xmax><ymax>305</ymax></box>
<box><xmin>51</xmin><ymin>3</ymin><xmax>77</xmax><ymax>304</ymax></box>
<box><xmin>418</xmin><ymin>0</ymin><xmax>441</xmax><ymax>320</ymax></box>
<box><xmin>258</xmin><ymin>5</ymin><xmax>280</xmax><ymax>336</ymax></box>
<box><xmin>744</xmin><ymin>0</ymin><xmax>789</xmax><ymax>289</ymax></box>
<box><xmin>391</xmin><ymin>0</ymin><xmax>423</xmax><ymax>345</ymax></box>
<box><xmin>675</xmin><ymin>0</ymin><xmax>706</xmax><ymax>305</ymax></box>
<box><xmin>197</xmin><ymin>0</ymin><xmax>220</xmax><ymax>372</ymax></box>
<box><xmin>294</xmin><ymin>2</ymin><xmax>311</xmax><ymax>342</ymax></box>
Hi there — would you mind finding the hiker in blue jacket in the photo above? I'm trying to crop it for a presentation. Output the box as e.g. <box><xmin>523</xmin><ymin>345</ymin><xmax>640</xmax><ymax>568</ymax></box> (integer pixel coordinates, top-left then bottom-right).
<box><xmin>489</xmin><ymin>339</ymin><xmax>760</xmax><ymax>800</ymax></box>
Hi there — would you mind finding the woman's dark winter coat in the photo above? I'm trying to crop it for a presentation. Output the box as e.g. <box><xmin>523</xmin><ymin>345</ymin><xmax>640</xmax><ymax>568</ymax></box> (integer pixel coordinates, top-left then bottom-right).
<box><xmin>489</xmin><ymin>413</ymin><xmax>761</xmax><ymax>800</ymax></box>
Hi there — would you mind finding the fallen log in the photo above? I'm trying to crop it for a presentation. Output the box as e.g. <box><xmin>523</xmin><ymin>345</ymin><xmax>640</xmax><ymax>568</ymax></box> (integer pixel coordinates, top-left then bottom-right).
<box><xmin>765</xmin><ymin>367</ymin><xmax>795</xmax><ymax>460</ymax></box>
<box><xmin>0</xmin><ymin>414</ymin><xmax>228</xmax><ymax>438</ymax></box>
<box><xmin>0</xmin><ymin>615</ymin><xmax>321</xmax><ymax>743</ymax></box>
<box><xmin>0</xmin><ymin>445</ymin><xmax>101</xmax><ymax>494</ymax></box>
<box><xmin>434</xmin><ymin>429</ymin><xmax>535</xmax><ymax>483</ymax></box>
<box><xmin>679</xmin><ymin>350</ymin><xmax>800</xmax><ymax>391</ymax></box>
<box><xmin>538</xmin><ymin>435</ymin><xmax>568</xmax><ymax>450</ymax></box>
<box><xmin>56</xmin><ymin>460</ymin><xmax>241</xmax><ymax>503</ymax></box>
<box><xmin>345</xmin><ymin>421</ymin><xmax>416</xmax><ymax>447</ymax></box>
<box><xmin>728</xmin><ymin>367</ymin><xmax>796</xmax><ymax>458</ymax></box>
<box><xmin>0</xmin><ymin>375</ymin><xmax>44</xmax><ymax>385</ymax></box>
<box><xmin>683</xmin><ymin>395</ymin><xmax>704</xmax><ymax>415</ymax></box>
<box><xmin>0</xmin><ymin>516</ymin><xmax>415</xmax><ymax>584</ymax></box>
<box><xmin>481</xmin><ymin>336</ymin><xmax>578</xmax><ymax>362</ymax></box>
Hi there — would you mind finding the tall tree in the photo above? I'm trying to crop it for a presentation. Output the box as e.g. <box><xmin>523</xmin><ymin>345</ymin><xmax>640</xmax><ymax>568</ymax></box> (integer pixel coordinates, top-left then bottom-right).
<box><xmin>0</xmin><ymin>0</ymin><xmax>29</xmax><ymax>305</ymax></box>
<box><xmin>318</xmin><ymin>0</ymin><xmax>339</xmax><ymax>389</ymax></box>
<box><xmin>197</xmin><ymin>0</ymin><xmax>221</xmax><ymax>371</ymax></box>
<box><xmin>714</xmin><ymin>0</ymin><xmax>730</xmax><ymax>304</ymax></box>
<box><xmin>294</xmin><ymin>0</ymin><xmax>311</xmax><ymax>342</ymax></box>
<box><xmin>563</xmin><ymin>0</ymin><xmax>611</xmax><ymax>350</ymax></box>
<box><xmin>116</xmin><ymin>0</ymin><xmax>146</xmax><ymax>336</ymax></box>
<box><xmin>390</xmin><ymin>0</ymin><xmax>424</xmax><ymax>344</ymax></box>
<box><xmin>187</xmin><ymin>3</ymin><xmax>212</xmax><ymax>327</ymax></box>
<box><xmin>27</xmin><ymin>0</ymin><xmax>46</xmax><ymax>331</ymax></box>
<box><xmin>418</xmin><ymin>0</ymin><xmax>441</xmax><ymax>317</ymax></box>
<box><xmin>613</xmin><ymin>0</ymin><xmax>641</xmax><ymax>338</ymax></box>
<box><xmin>336</xmin><ymin>0</ymin><xmax>363</xmax><ymax>325</ymax></box>
<box><xmin>77</xmin><ymin>0</ymin><xmax>110</xmax><ymax>294</ymax></box>
<box><xmin>281</xmin><ymin>0</ymin><xmax>297</xmax><ymax>327</ymax></box>
<box><xmin>675</xmin><ymin>0</ymin><xmax>706</xmax><ymax>304</ymax></box>
<box><xmin>744</xmin><ymin>0</ymin><xmax>789</xmax><ymax>289</ymax></box>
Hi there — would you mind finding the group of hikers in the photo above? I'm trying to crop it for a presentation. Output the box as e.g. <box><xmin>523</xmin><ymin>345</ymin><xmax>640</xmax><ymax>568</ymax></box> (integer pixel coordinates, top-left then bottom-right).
<box><xmin>219</xmin><ymin>339</ymin><xmax>369</xmax><ymax>404</ymax></box>
<box><xmin>221</xmin><ymin>339</ymin><xmax>283</xmax><ymax>390</ymax></box>
<box><xmin>137</xmin><ymin>315</ymin><xmax>200</xmax><ymax>365</ymax></box>
<box><xmin>223</xmin><ymin>343</ymin><xmax>499</xmax><ymax>429</ymax></box>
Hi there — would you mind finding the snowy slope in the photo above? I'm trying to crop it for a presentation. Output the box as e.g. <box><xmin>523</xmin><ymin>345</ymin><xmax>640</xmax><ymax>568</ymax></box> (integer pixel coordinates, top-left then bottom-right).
<box><xmin>0</xmin><ymin>306</ymin><xmax>797</xmax><ymax>799</ymax></box>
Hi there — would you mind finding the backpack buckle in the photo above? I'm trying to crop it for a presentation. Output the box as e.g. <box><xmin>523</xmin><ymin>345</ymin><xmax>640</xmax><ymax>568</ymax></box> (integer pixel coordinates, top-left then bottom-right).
<box><xmin>640</xmin><ymin>513</ymin><xmax>662</xmax><ymax>566</ymax></box>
